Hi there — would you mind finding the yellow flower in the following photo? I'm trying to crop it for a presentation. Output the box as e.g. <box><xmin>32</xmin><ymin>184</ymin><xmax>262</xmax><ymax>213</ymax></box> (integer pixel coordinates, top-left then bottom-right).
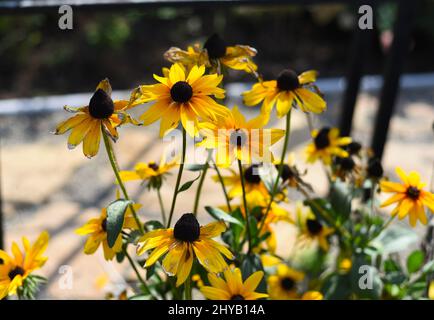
<box><xmin>429</xmin><ymin>281</ymin><xmax>434</xmax><ymax>300</ymax></box>
<box><xmin>260</xmin><ymin>254</ymin><xmax>282</xmax><ymax>268</ymax></box>
<box><xmin>301</xmin><ymin>291</ymin><xmax>323</xmax><ymax>300</ymax></box>
<box><xmin>213</xmin><ymin>166</ymin><xmax>269</xmax><ymax>199</ymax></box>
<box><xmin>243</xmin><ymin>69</ymin><xmax>326</xmax><ymax>117</ymax></box>
<box><xmin>76</xmin><ymin>204</ymin><xmax>140</xmax><ymax>260</ymax></box>
<box><xmin>136</xmin><ymin>214</ymin><xmax>233</xmax><ymax>286</ymax></box>
<box><xmin>380</xmin><ymin>167</ymin><xmax>434</xmax><ymax>227</ymax></box>
<box><xmin>54</xmin><ymin>79</ymin><xmax>136</xmax><ymax>158</ymax></box>
<box><xmin>305</xmin><ymin>127</ymin><xmax>352</xmax><ymax>165</ymax></box>
<box><xmin>119</xmin><ymin>153</ymin><xmax>178</xmax><ymax>190</ymax></box>
<box><xmin>198</xmin><ymin>106</ymin><xmax>284</xmax><ymax>166</ymax></box>
<box><xmin>164</xmin><ymin>34</ymin><xmax>257</xmax><ymax>74</ymax></box>
<box><xmin>338</xmin><ymin>258</ymin><xmax>352</xmax><ymax>273</ymax></box>
<box><xmin>267</xmin><ymin>264</ymin><xmax>304</xmax><ymax>300</ymax></box>
<box><xmin>296</xmin><ymin>203</ymin><xmax>334</xmax><ymax>251</ymax></box>
<box><xmin>134</xmin><ymin>63</ymin><xmax>228</xmax><ymax>137</ymax></box>
<box><xmin>0</xmin><ymin>231</ymin><xmax>49</xmax><ymax>299</ymax></box>
<box><xmin>200</xmin><ymin>267</ymin><xmax>267</xmax><ymax>300</ymax></box>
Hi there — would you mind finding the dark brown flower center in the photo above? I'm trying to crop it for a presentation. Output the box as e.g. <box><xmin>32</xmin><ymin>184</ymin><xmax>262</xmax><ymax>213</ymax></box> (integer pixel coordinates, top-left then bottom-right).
<box><xmin>174</xmin><ymin>213</ymin><xmax>200</xmax><ymax>242</ymax></box>
<box><xmin>170</xmin><ymin>81</ymin><xmax>193</xmax><ymax>103</ymax></box>
<box><xmin>0</xmin><ymin>258</ymin><xmax>4</xmax><ymax>264</ymax></box>
<box><xmin>276</xmin><ymin>164</ymin><xmax>293</xmax><ymax>181</ymax></box>
<box><xmin>314</xmin><ymin>128</ymin><xmax>331</xmax><ymax>150</ymax></box>
<box><xmin>88</xmin><ymin>88</ymin><xmax>114</xmax><ymax>119</ymax></box>
<box><xmin>101</xmin><ymin>218</ymin><xmax>107</xmax><ymax>232</ymax></box>
<box><xmin>148</xmin><ymin>162</ymin><xmax>159</xmax><ymax>171</ymax></box>
<box><xmin>406</xmin><ymin>186</ymin><xmax>420</xmax><ymax>200</ymax></box>
<box><xmin>367</xmin><ymin>157</ymin><xmax>383</xmax><ymax>178</ymax></box>
<box><xmin>277</xmin><ymin>69</ymin><xmax>300</xmax><ymax>91</ymax></box>
<box><xmin>346</xmin><ymin>142</ymin><xmax>362</xmax><ymax>155</ymax></box>
<box><xmin>336</xmin><ymin>156</ymin><xmax>355</xmax><ymax>171</ymax></box>
<box><xmin>230</xmin><ymin>129</ymin><xmax>248</xmax><ymax>148</ymax></box>
<box><xmin>244</xmin><ymin>165</ymin><xmax>261</xmax><ymax>184</ymax></box>
<box><xmin>8</xmin><ymin>266</ymin><xmax>25</xmax><ymax>280</ymax></box>
<box><xmin>230</xmin><ymin>294</ymin><xmax>245</xmax><ymax>300</ymax></box>
<box><xmin>280</xmin><ymin>277</ymin><xmax>295</xmax><ymax>291</ymax></box>
<box><xmin>204</xmin><ymin>34</ymin><xmax>227</xmax><ymax>59</ymax></box>
<box><xmin>306</xmin><ymin>218</ymin><xmax>323</xmax><ymax>235</ymax></box>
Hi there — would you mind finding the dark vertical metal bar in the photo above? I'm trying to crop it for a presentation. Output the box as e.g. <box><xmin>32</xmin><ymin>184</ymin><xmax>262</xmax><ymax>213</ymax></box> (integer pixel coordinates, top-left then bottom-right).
<box><xmin>338</xmin><ymin>25</ymin><xmax>372</xmax><ymax>136</ymax></box>
<box><xmin>370</xmin><ymin>0</ymin><xmax>415</xmax><ymax>159</ymax></box>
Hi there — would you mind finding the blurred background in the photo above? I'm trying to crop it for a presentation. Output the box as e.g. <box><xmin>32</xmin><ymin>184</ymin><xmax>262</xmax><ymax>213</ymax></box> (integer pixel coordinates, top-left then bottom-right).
<box><xmin>0</xmin><ymin>1</ymin><xmax>434</xmax><ymax>299</ymax></box>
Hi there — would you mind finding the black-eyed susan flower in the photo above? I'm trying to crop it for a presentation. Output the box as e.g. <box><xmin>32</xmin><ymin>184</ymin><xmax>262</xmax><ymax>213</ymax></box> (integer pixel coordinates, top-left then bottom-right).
<box><xmin>133</xmin><ymin>63</ymin><xmax>228</xmax><ymax>137</ymax></box>
<box><xmin>136</xmin><ymin>213</ymin><xmax>233</xmax><ymax>286</ymax></box>
<box><xmin>164</xmin><ymin>34</ymin><xmax>257</xmax><ymax>74</ymax></box>
<box><xmin>332</xmin><ymin>156</ymin><xmax>360</xmax><ymax>182</ymax></box>
<box><xmin>296</xmin><ymin>203</ymin><xmax>334</xmax><ymax>251</ymax></box>
<box><xmin>243</xmin><ymin>69</ymin><xmax>326</xmax><ymax>117</ymax></box>
<box><xmin>213</xmin><ymin>166</ymin><xmax>269</xmax><ymax>199</ymax></box>
<box><xmin>305</xmin><ymin>127</ymin><xmax>352</xmax><ymax>165</ymax></box>
<box><xmin>380</xmin><ymin>167</ymin><xmax>434</xmax><ymax>227</ymax></box>
<box><xmin>119</xmin><ymin>154</ymin><xmax>178</xmax><ymax>190</ymax></box>
<box><xmin>366</xmin><ymin>157</ymin><xmax>384</xmax><ymax>179</ymax></box>
<box><xmin>267</xmin><ymin>264</ymin><xmax>305</xmax><ymax>300</ymax></box>
<box><xmin>198</xmin><ymin>106</ymin><xmax>284</xmax><ymax>166</ymax></box>
<box><xmin>76</xmin><ymin>204</ymin><xmax>140</xmax><ymax>260</ymax></box>
<box><xmin>274</xmin><ymin>154</ymin><xmax>313</xmax><ymax>191</ymax></box>
<box><xmin>200</xmin><ymin>267</ymin><xmax>267</xmax><ymax>300</ymax></box>
<box><xmin>54</xmin><ymin>79</ymin><xmax>138</xmax><ymax>158</ymax></box>
<box><xmin>0</xmin><ymin>231</ymin><xmax>49</xmax><ymax>299</ymax></box>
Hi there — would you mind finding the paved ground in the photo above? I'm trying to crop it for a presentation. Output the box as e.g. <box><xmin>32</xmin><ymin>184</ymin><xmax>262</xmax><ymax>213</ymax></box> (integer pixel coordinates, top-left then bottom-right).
<box><xmin>1</xmin><ymin>85</ymin><xmax>433</xmax><ymax>299</ymax></box>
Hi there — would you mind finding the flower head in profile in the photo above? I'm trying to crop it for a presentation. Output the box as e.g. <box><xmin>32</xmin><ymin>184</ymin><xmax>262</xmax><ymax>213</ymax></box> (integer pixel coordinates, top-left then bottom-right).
<box><xmin>267</xmin><ymin>264</ymin><xmax>305</xmax><ymax>300</ymax></box>
<box><xmin>305</xmin><ymin>127</ymin><xmax>352</xmax><ymax>165</ymax></box>
<box><xmin>165</xmin><ymin>34</ymin><xmax>257</xmax><ymax>74</ymax></box>
<box><xmin>296</xmin><ymin>203</ymin><xmax>334</xmax><ymax>251</ymax></box>
<box><xmin>54</xmin><ymin>79</ymin><xmax>138</xmax><ymax>158</ymax></box>
<box><xmin>137</xmin><ymin>214</ymin><xmax>233</xmax><ymax>286</ymax></box>
<box><xmin>0</xmin><ymin>231</ymin><xmax>49</xmax><ymax>299</ymax></box>
<box><xmin>198</xmin><ymin>106</ymin><xmax>284</xmax><ymax>166</ymax></box>
<box><xmin>380</xmin><ymin>167</ymin><xmax>434</xmax><ymax>227</ymax></box>
<box><xmin>119</xmin><ymin>153</ymin><xmax>178</xmax><ymax>190</ymax></box>
<box><xmin>243</xmin><ymin>69</ymin><xmax>326</xmax><ymax>117</ymax></box>
<box><xmin>76</xmin><ymin>204</ymin><xmax>141</xmax><ymax>260</ymax></box>
<box><xmin>133</xmin><ymin>63</ymin><xmax>228</xmax><ymax>137</ymax></box>
<box><xmin>200</xmin><ymin>267</ymin><xmax>267</xmax><ymax>300</ymax></box>
<box><xmin>213</xmin><ymin>165</ymin><xmax>269</xmax><ymax>200</ymax></box>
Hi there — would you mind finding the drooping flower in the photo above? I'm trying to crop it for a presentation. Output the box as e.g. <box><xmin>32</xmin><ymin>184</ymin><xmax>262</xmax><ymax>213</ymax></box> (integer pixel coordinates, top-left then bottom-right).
<box><xmin>119</xmin><ymin>153</ymin><xmax>178</xmax><ymax>190</ymax></box>
<box><xmin>0</xmin><ymin>231</ymin><xmax>49</xmax><ymax>299</ymax></box>
<box><xmin>54</xmin><ymin>79</ymin><xmax>138</xmax><ymax>158</ymax></box>
<box><xmin>136</xmin><ymin>214</ymin><xmax>233</xmax><ymax>286</ymax></box>
<box><xmin>301</xmin><ymin>291</ymin><xmax>323</xmax><ymax>300</ymax></box>
<box><xmin>380</xmin><ymin>167</ymin><xmax>434</xmax><ymax>227</ymax></box>
<box><xmin>164</xmin><ymin>34</ymin><xmax>257</xmax><ymax>74</ymax></box>
<box><xmin>200</xmin><ymin>267</ymin><xmax>267</xmax><ymax>300</ymax></box>
<box><xmin>213</xmin><ymin>166</ymin><xmax>269</xmax><ymax>199</ymax></box>
<box><xmin>243</xmin><ymin>69</ymin><xmax>326</xmax><ymax>117</ymax></box>
<box><xmin>76</xmin><ymin>204</ymin><xmax>141</xmax><ymax>260</ymax></box>
<box><xmin>133</xmin><ymin>63</ymin><xmax>228</xmax><ymax>137</ymax></box>
<box><xmin>296</xmin><ymin>203</ymin><xmax>334</xmax><ymax>251</ymax></box>
<box><xmin>305</xmin><ymin>127</ymin><xmax>352</xmax><ymax>165</ymax></box>
<box><xmin>267</xmin><ymin>264</ymin><xmax>305</xmax><ymax>300</ymax></box>
<box><xmin>198</xmin><ymin>106</ymin><xmax>284</xmax><ymax>166</ymax></box>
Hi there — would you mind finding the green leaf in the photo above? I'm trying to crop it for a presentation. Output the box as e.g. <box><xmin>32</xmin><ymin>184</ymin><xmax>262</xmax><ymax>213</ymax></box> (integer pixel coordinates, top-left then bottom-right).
<box><xmin>329</xmin><ymin>180</ymin><xmax>352</xmax><ymax>221</ymax></box>
<box><xmin>185</xmin><ymin>164</ymin><xmax>207</xmax><ymax>172</ymax></box>
<box><xmin>106</xmin><ymin>199</ymin><xmax>133</xmax><ymax>248</ymax></box>
<box><xmin>322</xmin><ymin>273</ymin><xmax>352</xmax><ymax>299</ymax></box>
<box><xmin>407</xmin><ymin>250</ymin><xmax>425</xmax><ymax>274</ymax></box>
<box><xmin>371</xmin><ymin>225</ymin><xmax>418</xmax><ymax>255</ymax></box>
<box><xmin>240</xmin><ymin>254</ymin><xmax>266</xmax><ymax>293</ymax></box>
<box><xmin>144</xmin><ymin>220</ymin><xmax>165</xmax><ymax>230</ymax></box>
<box><xmin>205</xmin><ymin>206</ymin><xmax>244</xmax><ymax>227</ymax></box>
<box><xmin>178</xmin><ymin>174</ymin><xmax>201</xmax><ymax>193</ymax></box>
<box><xmin>421</xmin><ymin>260</ymin><xmax>434</xmax><ymax>275</ymax></box>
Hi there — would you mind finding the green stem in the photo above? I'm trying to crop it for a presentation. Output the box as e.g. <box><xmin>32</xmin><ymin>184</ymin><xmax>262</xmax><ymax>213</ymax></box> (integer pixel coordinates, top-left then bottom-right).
<box><xmin>213</xmin><ymin>160</ymin><xmax>233</xmax><ymax>213</ymax></box>
<box><xmin>102</xmin><ymin>128</ymin><xmax>144</xmax><ymax>234</ymax></box>
<box><xmin>167</xmin><ymin>128</ymin><xmax>186</xmax><ymax>228</ymax></box>
<box><xmin>258</xmin><ymin>110</ymin><xmax>292</xmax><ymax>234</ymax></box>
<box><xmin>184</xmin><ymin>276</ymin><xmax>192</xmax><ymax>300</ymax></box>
<box><xmin>238</xmin><ymin>159</ymin><xmax>252</xmax><ymax>254</ymax></box>
<box><xmin>157</xmin><ymin>188</ymin><xmax>167</xmax><ymax>226</ymax></box>
<box><xmin>124</xmin><ymin>249</ymin><xmax>155</xmax><ymax>299</ymax></box>
<box><xmin>193</xmin><ymin>162</ymin><xmax>209</xmax><ymax>216</ymax></box>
